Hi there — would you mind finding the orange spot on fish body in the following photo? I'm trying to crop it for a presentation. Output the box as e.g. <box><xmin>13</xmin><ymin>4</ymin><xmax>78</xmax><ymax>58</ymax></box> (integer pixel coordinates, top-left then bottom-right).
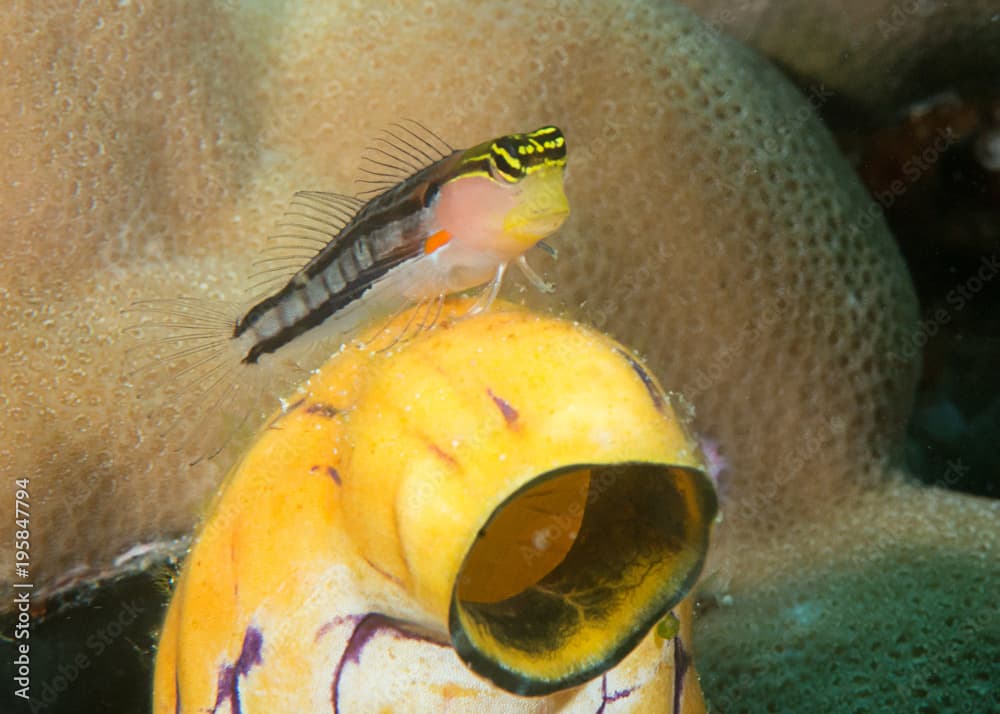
<box><xmin>423</xmin><ymin>229</ymin><xmax>452</xmax><ymax>254</ymax></box>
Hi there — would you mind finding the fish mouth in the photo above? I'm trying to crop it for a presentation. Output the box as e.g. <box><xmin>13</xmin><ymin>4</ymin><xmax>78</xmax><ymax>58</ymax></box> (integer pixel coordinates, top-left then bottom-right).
<box><xmin>512</xmin><ymin>209</ymin><xmax>569</xmax><ymax>242</ymax></box>
<box><xmin>503</xmin><ymin>168</ymin><xmax>570</xmax><ymax>244</ymax></box>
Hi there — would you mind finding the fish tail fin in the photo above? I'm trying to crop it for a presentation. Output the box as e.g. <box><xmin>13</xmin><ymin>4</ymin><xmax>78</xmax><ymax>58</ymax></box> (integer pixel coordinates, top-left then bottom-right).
<box><xmin>122</xmin><ymin>298</ymin><xmax>270</xmax><ymax>464</ymax></box>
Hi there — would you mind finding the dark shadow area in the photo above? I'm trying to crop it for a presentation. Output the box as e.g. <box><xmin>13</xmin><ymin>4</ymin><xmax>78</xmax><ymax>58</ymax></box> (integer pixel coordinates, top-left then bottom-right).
<box><xmin>0</xmin><ymin>573</ymin><xmax>169</xmax><ymax>714</ymax></box>
<box><xmin>824</xmin><ymin>85</ymin><xmax>1000</xmax><ymax>499</ymax></box>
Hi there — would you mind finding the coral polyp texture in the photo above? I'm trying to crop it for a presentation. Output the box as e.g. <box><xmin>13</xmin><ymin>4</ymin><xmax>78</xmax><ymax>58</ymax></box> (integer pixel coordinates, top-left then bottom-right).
<box><xmin>2</xmin><ymin>0</ymin><xmax>904</xmax><ymax>597</ymax></box>
<box><xmin>1</xmin><ymin>0</ymin><xmax>997</xmax><ymax>711</ymax></box>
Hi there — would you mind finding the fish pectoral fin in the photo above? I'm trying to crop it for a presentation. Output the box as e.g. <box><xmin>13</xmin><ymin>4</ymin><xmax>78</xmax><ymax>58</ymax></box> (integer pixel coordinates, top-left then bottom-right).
<box><xmin>468</xmin><ymin>263</ymin><xmax>508</xmax><ymax>315</ymax></box>
<box><xmin>536</xmin><ymin>240</ymin><xmax>559</xmax><ymax>260</ymax></box>
<box><xmin>516</xmin><ymin>255</ymin><xmax>555</xmax><ymax>293</ymax></box>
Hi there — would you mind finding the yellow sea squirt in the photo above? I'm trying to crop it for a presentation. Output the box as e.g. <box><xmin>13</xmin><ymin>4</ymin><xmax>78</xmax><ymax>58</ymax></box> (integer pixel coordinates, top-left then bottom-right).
<box><xmin>153</xmin><ymin>300</ymin><xmax>717</xmax><ymax>712</ymax></box>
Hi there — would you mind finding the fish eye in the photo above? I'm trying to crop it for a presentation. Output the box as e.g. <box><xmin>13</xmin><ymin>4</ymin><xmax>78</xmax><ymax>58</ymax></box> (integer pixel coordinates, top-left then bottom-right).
<box><xmin>489</xmin><ymin>137</ymin><xmax>525</xmax><ymax>183</ymax></box>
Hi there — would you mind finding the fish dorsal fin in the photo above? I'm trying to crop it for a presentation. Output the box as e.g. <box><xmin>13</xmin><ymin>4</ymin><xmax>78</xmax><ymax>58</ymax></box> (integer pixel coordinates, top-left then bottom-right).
<box><xmin>246</xmin><ymin>121</ymin><xmax>453</xmax><ymax>301</ymax></box>
<box><xmin>356</xmin><ymin>119</ymin><xmax>454</xmax><ymax>198</ymax></box>
<box><xmin>245</xmin><ymin>190</ymin><xmax>365</xmax><ymax>300</ymax></box>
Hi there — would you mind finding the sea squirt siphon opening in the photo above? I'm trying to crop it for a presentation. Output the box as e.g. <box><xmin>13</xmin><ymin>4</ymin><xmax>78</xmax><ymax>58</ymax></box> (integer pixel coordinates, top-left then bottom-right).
<box><xmin>450</xmin><ymin>461</ymin><xmax>718</xmax><ymax>696</ymax></box>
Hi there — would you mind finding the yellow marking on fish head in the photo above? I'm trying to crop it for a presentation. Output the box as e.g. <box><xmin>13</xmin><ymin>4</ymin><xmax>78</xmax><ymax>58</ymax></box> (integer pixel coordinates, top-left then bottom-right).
<box><xmin>499</xmin><ymin>158</ymin><xmax>568</xmax><ymax>246</ymax></box>
<box><xmin>487</xmin><ymin>125</ymin><xmax>567</xmax><ymax>183</ymax></box>
<box><xmin>443</xmin><ymin>126</ymin><xmax>569</xmax><ymax>254</ymax></box>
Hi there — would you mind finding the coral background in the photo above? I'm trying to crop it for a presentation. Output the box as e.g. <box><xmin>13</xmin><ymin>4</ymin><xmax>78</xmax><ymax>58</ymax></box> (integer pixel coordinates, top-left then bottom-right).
<box><xmin>1</xmin><ymin>1</ymin><xmax>997</xmax><ymax>711</ymax></box>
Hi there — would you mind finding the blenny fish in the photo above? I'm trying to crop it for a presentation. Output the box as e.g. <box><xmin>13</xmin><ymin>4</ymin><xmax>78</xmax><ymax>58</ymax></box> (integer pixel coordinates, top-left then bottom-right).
<box><xmin>128</xmin><ymin>123</ymin><xmax>569</xmax><ymax>459</ymax></box>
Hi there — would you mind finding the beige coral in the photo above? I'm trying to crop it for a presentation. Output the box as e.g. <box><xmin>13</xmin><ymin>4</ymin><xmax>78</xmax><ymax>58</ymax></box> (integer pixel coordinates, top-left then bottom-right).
<box><xmin>683</xmin><ymin>0</ymin><xmax>1000</xmax><ymax>117</ymax></box>
<box><xmin>1</xmin><ymin>0</ymin><xmax>997</xmax><ymax>711</ymax></box>
<box><xmin>0</xmin><ymin>0</ymin><xmax>907</xmax><ymax>596</ymax></box>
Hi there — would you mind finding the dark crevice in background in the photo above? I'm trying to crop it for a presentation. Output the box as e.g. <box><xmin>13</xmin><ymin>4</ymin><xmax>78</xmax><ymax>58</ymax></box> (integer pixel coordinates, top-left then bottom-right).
<box><xmin>0</xmin><ymin>574</ymin><xmax>167</xmax><ymax>713</ymax></box>
<box><xmin>824</xmin><ymin>85</ymin><xmax>1000</xmax><ymax>500</ymax></box>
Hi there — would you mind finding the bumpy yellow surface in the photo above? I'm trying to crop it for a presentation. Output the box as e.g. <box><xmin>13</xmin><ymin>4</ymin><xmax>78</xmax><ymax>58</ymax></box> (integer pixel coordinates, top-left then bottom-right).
<box><xmin>154</xmin><ymin>302</ymin><xmax>711</xmax><ymax>713</ymax></box>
